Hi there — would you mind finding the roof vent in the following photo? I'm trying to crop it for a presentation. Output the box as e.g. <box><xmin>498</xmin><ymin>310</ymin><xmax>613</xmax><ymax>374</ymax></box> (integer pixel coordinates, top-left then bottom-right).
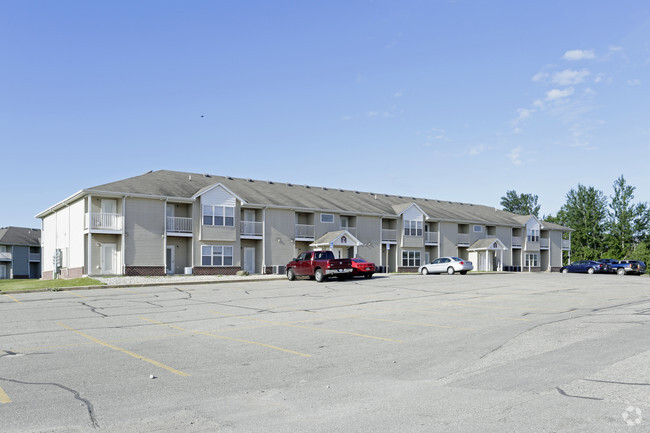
<box><xmin>288</xmin><ymin>183</ymin><xmax>293</xmax><ymax>186</ymax></box>
<box><xmin>248</xmin><ymin>179</ymin><xmax>253</xmax><ymax>182</ymax></box>
<box><xmin>304</xmin><ymin>185</ymin><xmax>310</xmax><ymax>188</ymax></box>
<box><xmin>339</xmin><ymin>189</ymin><xmax>344</xmax><ymax>192</ymax></box>
<box><xmin>267</xmin><ymin>181</ymin><xmax>274</xmax><ymax>185</ymax></box>
<box><xmin>355</xmin><ymin>191</ymin><xmax>360</xmax><ymax>194</ymax></box>
<box><xmin>188</xmin><ymin>175</ymin><xmax>192</xmax><ymax>181</ymax></box>
<box><xmin>323</xmin><ymin>187</ymin><xmax>328</xmax><ymax>190</ymax></box>
<box><xmin>204</xmin><ymin>174</ymin><xmax>211</xmax><ymax>178</ymax></box>
<box><xmin>227</xmin><ymin>176</ymin><xmax>233</xmax><ymax>180</ymax></box>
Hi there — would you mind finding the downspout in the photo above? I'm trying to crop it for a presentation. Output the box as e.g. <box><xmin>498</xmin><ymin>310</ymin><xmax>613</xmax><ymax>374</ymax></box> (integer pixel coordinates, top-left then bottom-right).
<box><xmin>121</xmin><ymin>196</ymin><xmax>126</xmax><ymax>275</ymax></box>
<box><xmin>163</xmin><ymin>198</ymin><xmax>168</xmax><ymax>275</ymax></box>
<box><xmin>87</xmin><ymin>194</ymin><xmax>92</xmax><ymax>277</ymax></box>
<box><xmin>262</xmin><ymin>207</ymin><xmax>267</xmax><ymax>274</ymax></box>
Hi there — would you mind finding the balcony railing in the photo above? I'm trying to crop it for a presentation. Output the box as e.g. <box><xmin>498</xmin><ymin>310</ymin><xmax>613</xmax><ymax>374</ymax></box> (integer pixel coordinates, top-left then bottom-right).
<box><xmin>540</xmin><ymin>238</ymin><xmax>550</xmax><ymax>249</ymax></box>
<box><xmin>340</xmin><ymin>226</ymin><xmax>356</xmax><ymax>237</ymax></box>
<box><xmin>512</xmin><ymin>236</ymin><xmax>523</xmax><ymax>248</ymax></box>
<box><xmin>295</xmin><ymin>224</ymin><xmax>315</xmax><ymax>239</ymax></box>
<box><xmin>425</xmin><ymin>231</ymin><xmax>439</xmax><ymax>244</ymax></box>
<box><xmin>0</xmin><ymin>252</ymin><xmax>11</xmax><ymax>261</ymax></box>
<box><xmin>85</xmin><ymin>212</ymin><xmax>122</xmax><ymax>231</ymax></box>
<box><xmin>457</xmin><ymin>233</ymin><xmax>470</xmax><ymax>246</ymax></box>
<box><xmin>167</xmin><ymin>216</ymin><xmax>192</xmax><ymax>234</ymax></box>
<box><xmin>241</xmin><ymin>221</ymin><xmax>263</xmax><ymax>237</ymax></box>
<box><xmin>29</xmin><ymin>253</ymin><xmax>41</xmax><ymax>262</ymax></box>
<box><xmin>562</xmin><ymin>239</ymin><xmax>571</xmax><ymax>250</ymax></box>
<box><xmin>382</xmin><ymin>229</ymin><xmax>397</xmax><ymax>242</ymax></box>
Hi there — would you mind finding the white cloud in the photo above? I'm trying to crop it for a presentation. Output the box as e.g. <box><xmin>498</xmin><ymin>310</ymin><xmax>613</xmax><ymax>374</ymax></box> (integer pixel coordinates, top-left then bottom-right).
<box><xmin>507</xmin><ymin>146</ymin><xmax>523</xmax><ymax>164</ymax></box>
<box><xmin>552</xmin><ymin>69</ymin><xmax>590</xmax><ymax>86</ymax></box>
<box><xmin>546</xmin><ymin>87</ymin><xmax>574</xmax><ymax>101</ymax></box>
<box><xmin>367</xmin><ymin>111</ymin><xmax>392</xmax><ymax>118</ymax></box>
<box><xmin>627</xmin><ymin>79</ymin><xmax>641</xmax><ymax>86</ymax></box>
<box><xmin>532</xmin><ymin>72</ymin><xmax>549</xmax><ymax>82</ymax></box>
<box><xmin>393</xmin><ymin>90</ymin><xmax>403</xmax><ymax>97</ymax></box>
<box><xmin>467</xmin><ymin>143</ymin><xmax>485</xmax><ymax>156</ymax></box>
<box><xmin>562</xmin><ymin>49</ymin><xmax>596</xmax><ymax>61</ymax></box>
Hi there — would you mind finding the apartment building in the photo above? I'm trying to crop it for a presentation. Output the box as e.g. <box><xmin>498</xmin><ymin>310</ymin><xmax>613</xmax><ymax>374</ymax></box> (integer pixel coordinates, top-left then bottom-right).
<box><xmin>0</xmin><ymin>226</ymin><xmax>41</xmax><ymax>279</ymax></box>
<box><xmin>36</xmin><ymin>170</ymin><xmax>572</xmax><ymax>279</ymax></box>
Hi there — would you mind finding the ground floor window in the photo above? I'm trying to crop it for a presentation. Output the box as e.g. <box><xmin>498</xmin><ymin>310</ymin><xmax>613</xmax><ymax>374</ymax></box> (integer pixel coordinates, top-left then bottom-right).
<box><xmin>402</xmin><ymin>250</ymin><xmax>421</xmax><ymax>267</ymax></box>
<box><xmin>525</xmin><ymin>253</ymin><xmax>539</xmax><ymax>267</ymax></box>
<box><xmin>202</xmin><ymin>245</ymin><xmax>233</xmax><ymax>266</ymax></box>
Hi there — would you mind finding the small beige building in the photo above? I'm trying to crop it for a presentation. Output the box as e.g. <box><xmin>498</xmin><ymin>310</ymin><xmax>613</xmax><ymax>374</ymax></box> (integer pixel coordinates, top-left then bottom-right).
<box><xmin>36</xmin><ymin>170</ymin><xmax>572</xmax><ymax>279</ymax></box>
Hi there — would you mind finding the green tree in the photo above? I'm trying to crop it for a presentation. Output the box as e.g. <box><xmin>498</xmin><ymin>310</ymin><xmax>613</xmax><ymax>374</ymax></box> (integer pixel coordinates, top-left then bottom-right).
<box><xmin>556</xmin><ymin>184</ymin><xmax>608</xmax><ymax>260</ymax></box>
<box><xmin>607</xmin><ymin>175</ymin><xmax>650</xmax><ymax>258</ymax></box>
<box><xmin>501</xmin><ymin>190</ymin><xmax>541</xmax><ymax>217</ymax></box>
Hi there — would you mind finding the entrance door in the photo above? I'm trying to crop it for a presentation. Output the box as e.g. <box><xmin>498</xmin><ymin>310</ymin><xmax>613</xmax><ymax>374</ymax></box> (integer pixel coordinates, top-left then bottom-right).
<box><xmin>243</xmin><ymin>247</ymin><xmax>255</xmax><ymax>274</ymax></box>
<box><xmin>101</xmin><ymin>243</ymin><xmax>117</xmax><ymax>274</ymax></box>
<box><xmin>166</xmin><ymin>246</ymin><xmax>175</xmax><ymax>274</ymax></box>
<box><xmin>0</xmin><ymin>264</ymin><xmax>6</xmax><ymax>279</ymax></box>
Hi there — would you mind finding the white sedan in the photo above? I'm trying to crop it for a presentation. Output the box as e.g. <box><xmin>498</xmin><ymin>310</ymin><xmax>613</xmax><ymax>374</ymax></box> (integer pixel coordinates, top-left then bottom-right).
<box><xmin>419</xmin><ymin>257</ymin><xmax>473</xmax><ymax>275</ymax></box>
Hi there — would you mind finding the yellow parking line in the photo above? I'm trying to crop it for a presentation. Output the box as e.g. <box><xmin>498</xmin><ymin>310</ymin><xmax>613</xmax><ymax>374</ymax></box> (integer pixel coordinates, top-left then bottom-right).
<box><xmin>3</xmin><ymin>294</ymin><xmax>21</xmax><ymax>304</ymax></box>
<box><xmin>139</xmin><ymin>317</ymin><xmax>312</xmax><ymax>358</ymax></box>
<box><xmin>310</xmin><ymin>311</ymin><xmax>475</xmax><ymax>331</ymax></box>
<box><xmin>211</xmin><ymin>311</ymin><xmax>401</xmax><ymax>343</ymax></box>
<box><xmin>0</xmin><ymin>385</ymin><xmax>11</xmax><ymax>404</ymax></box>
<box><xmin>66</xmin><ymin>291</ymin><xmax>87</xmax><ymax>298</ymax></box>
<box><xmin>58</xmin><ymin>322</ymin><xmax>189</xmax><ymax>377</ymax></box>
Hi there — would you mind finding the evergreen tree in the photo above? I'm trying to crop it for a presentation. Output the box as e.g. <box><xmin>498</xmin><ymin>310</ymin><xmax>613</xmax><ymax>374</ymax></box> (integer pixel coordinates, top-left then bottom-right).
<box><xmin>501</xmin><ymin>190</ymin><xmax>541</xmax><ymax>217</ymax></box>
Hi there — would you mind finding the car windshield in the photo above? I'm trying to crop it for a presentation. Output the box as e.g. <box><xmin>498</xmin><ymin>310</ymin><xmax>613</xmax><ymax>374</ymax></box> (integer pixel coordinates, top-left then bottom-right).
<box><xmin>450</xmin><ymin>257</ymin><xmax>462</xmax><ymax>261</ymax></box>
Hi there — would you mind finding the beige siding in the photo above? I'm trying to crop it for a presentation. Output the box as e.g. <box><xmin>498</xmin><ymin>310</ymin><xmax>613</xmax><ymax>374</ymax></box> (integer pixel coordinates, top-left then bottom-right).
<box><xmin>495</xmin><ymin>226</ymin><xmax>514</xmax><ymax>266</ymax></box>
<box><xmin>69</xmin><ymin>199</ymin><xmax>86</xmax><ymax>269</ymax></box>
<box><xmin>549</xmin><ymin>231</ymin><xmax>563</xmax><ymax>268</ymax></box>
<box><xmin>439</xmin><ymin>222</ymin><xmax>458</xmax><ymax>257</ymax></box>
<box><xmin>264</xmin><ymin>209</ymin><xmax>296</xmax><ymax>267</ymax></box>
<box><xmin>41</xmin><ymin>214</ymin><xmax>57</xmax><ymax>274</ymax></box>
<box><xmin>201</xmin><ymin>225</ymin><xmax>237</xmax><ymax>242</ymax></box>
<box><xmin>355</xmin><ymin>216</ymin><xmax>381</xmax><ymax>263</ymax></box>
<box><xmin>125</xmin><ymin>198</ymin><xmax>164</xmax><ymax>266</ymax></box>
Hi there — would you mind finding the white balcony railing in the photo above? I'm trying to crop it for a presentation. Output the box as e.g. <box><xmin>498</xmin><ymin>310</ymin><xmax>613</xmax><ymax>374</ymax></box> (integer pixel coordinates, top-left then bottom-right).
<box><xmin>241</xmin><ymin>221</ymin><xmax>263</xmax><ymax>237</ymax></box>
<box><xmin>540</xmin><ymin>238</ymin><xmax>550</xmax><ymax>249</ymax></box>
<box><xmin>167</xmin><ymin>216</ymin><xmax>192</xmax><ymax>233</ymax></box>
<box><xmin>425</xmin><ymin>231</ymin><xmax>439</xmax><ymax>244</ymax></box>
<box><xmin>86</xmin><ymin>213</ymin><xmax>122</xmax><ymax>231</ymax></box>
<box><xmin>512</xmin><ymin>236</ymin><xmax>523</xmax><ymax>248</ymax></box>
<box><xmin>562</xmin><ymin>239</ymin><xmax>571</xmax><ymax>250</ymax></box>
<box><xmin>0</xmin><ymin>251</ymin><xmax>11</xmax><ymax>261</ymax></box>
<box><xmin>29</xmin><ymin>253</ymin><xmax>41</xmax><ymax>262</ymax></box>
<box><xmin>382</xmin><ymin>229</ymin><xmax>397</xmax><ymax>242</ymax></box>
<box><xmin>457</xmin><ymin>233</ymin><xmax>470</xmax><ymax>246</ymax></box>
<box><xmin>340</xmin><ymin>226</ymin><xmax>356</xmax><ymax>237</ymax></box>
<box><xmin>295</xmin><ymin>224</ymin><xmax>315</xmax><ymax>239</ymax></box>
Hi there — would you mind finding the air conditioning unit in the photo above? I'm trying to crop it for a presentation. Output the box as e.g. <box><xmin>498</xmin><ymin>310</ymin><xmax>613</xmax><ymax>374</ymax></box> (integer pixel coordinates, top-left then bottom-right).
<box><xmin>275</xmin><ymin>265</ymin><xmax>285</xmax><ymax>275</ymax></box>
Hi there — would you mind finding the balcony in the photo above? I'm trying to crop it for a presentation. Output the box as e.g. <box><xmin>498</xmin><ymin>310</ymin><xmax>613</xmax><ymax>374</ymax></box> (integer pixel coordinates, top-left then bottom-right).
<box><xmin>512</xmin><ymin>236</ymin><xmax>523</xmax><ymax>248</ymax></box>
<box><xmin>457</xmin><ymin>233</ymin><xmax>470</xmax><ymax>246</ymax></box>
<box><xmin>562</xmin><ymin>239</ymin><xmax>571</xmax><ymax>250</ymax></box>
<box><xmin>167</xmin><ymin>217</ymin><xmax>193</xmax><ymax>236</ymax></box>
<box><xmin>381</xmin><ymin>229</ymin><xmax>397</xmax><ymax>243</ymax></box>
<box><xmin>29</xmin><ymin>253</ymin><xmax>41</xmax><ymax>262</ymax></box>
<box><xmin>0</xmin><ymin>251</ymin><xmax>11</xmax><ymax>261</ymax></box>
<box><xmin>85</xmin><ymin>212</ymin><xmax>122</xmax><ymax>232</ymax></box>
<box><xmin>540</xmin><ymin>238</ymin><xmax>550</xmax><ymax>249</ymax></box>
<box><xmin>295</xmin><ymin>224</ymin><xmax>315</xmax><ymax>240</ymax></box>
<box><xmin>425</xmin><ymin>231</ymin><xmax>439</xmax><ymax>245</ymax></box>
<box><xmin>241</xmin><ymin>221</ymin><xmax>263</xmax><ymax>238</ymax></box>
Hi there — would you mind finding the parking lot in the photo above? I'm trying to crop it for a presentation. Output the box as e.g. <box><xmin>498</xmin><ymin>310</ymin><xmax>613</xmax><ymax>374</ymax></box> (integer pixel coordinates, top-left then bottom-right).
<box><xmin>1</xmin><ymin>273</ymin><xmax>650</xmax><ymax>432</ymax></box>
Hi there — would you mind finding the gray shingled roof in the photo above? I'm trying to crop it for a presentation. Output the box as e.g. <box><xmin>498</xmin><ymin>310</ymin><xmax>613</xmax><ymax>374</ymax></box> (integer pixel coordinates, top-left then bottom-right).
<box><xmin>43</xmin><ymin>170</ymin><xmax>571</xmax><ymax>230</ymax></box>
<box><xmin>0</xmin><ymin>227</ymin><xmax>41</xmax><ymax>246</ymax></box>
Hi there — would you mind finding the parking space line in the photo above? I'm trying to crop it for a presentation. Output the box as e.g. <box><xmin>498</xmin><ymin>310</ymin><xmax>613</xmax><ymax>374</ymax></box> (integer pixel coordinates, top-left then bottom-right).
<box><xmin>114</xmin><ymin>288</ymin><xmax>141</xmax><ymax>294</ymax></box>
<box><xmin>58</xmin><ymin>322</ymin><xmax>190</xmax><ymax>377</ymax></box>
<box><xmin>426</xmin><ymin>300</ymin><xmax>565</xmax><ymax>313</ymax></box>
<box><xmin>3</xmin><ymin>294</ymin><xmax>22</xmax><ymax>304</ymax></box>
<box><xmin>369</xmin><ymin>305</ymin><xmax>530</xmax><ymax>322</ymax></box>
<box><xmin>211</xmin><ymin>311</ymin><xmax>402</xmax><ymax>342</ymax></box>
<box><xmin>309</xmin><ymin>311</ymin><xmax>476</xmax><ymax>331</ymax></box>
<box><xmin>139</xmin><ymin>317</ymin><xmax>312</xmax><ymax>357</ymax></box>
<box><xmin>0</xmin><ymin>385</ymin><xmax>11</xmax><ymax>404</ymax></box>
<box><xmin>66</xmin><ymin>291</ymin><xmax>87</xmax><ymax>298</ymax></box>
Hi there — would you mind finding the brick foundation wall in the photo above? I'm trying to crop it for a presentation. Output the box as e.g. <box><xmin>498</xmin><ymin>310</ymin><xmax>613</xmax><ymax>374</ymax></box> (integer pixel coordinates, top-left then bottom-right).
<box><xmin>398</xmin><ymin>267</ymin><xmax>420</xmax><ymax>273</ymax></box>
<box><xmin>193</xmin><ymin>266</ymin><xmax>240</xmax><ymax>276</ymax></box>
<box><xmin>125</xmin><ymin>266</ymin><xmax>166</xmax><ymax>276</ymax></box>
<box><xmin>42</xmin><ymin>270</ymin><xmax>54</xmax><ymax>280</ymax></box>
<box><xmin>62</xmin><ymin>267</ymin><xmax>84</xmax><ymax>279</ymax></box>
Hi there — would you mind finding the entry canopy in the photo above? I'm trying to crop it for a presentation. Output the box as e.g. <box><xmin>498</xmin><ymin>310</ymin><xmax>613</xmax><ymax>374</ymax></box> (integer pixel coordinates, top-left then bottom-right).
<box><xmin>310</xmin><ymin>230</ymin><xmax>363</xmax><ymax>249</ymax></box>
<box><xmin>468</xmin><ymin>238</ymin><xmax>508</xmax><ymax>251</ymax></box>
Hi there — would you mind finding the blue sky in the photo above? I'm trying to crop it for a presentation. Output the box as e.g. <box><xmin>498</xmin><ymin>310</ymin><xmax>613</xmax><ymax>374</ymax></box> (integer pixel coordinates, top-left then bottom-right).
<box><xmin>3</xmin><ymin>1</ymin><xmax>650</xmax><ymax>228</ymax></box>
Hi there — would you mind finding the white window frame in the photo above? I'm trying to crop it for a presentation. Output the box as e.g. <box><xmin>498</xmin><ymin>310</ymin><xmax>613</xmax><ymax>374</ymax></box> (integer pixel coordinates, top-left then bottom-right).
<box><xmin>401</xmin><ymin>250</ymin><xmax>421</xmax><ymax>267</ymax></box>
<box><xmin>320</xmin><ymin>213</ymin><xmax>335</xmax><ymax>223</ymax></box>
<box><xmin>525</xmin><ymin>253</ymin><xmax>539</xmax><ymax>267</ymax></box>
<box><xmin>203</xmin><ymin>205</ymin><xmax>235</xmax><ymax>227</ymax></box>
<box><xmin>404</xmin><ymin>220</ymin><xmax>423</xmax><ymax>237</ymax></box>
<box><xmin>201</xmin><ymin>245</ymin><xmax>234</xmax><ymax>266</ymax></box>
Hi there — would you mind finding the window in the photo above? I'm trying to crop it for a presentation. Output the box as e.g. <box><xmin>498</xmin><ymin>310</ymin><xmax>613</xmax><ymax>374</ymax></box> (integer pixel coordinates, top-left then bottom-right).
<box><xmin>473</xmin><ymin>225</ymin><xmax>483</xmax><ymax>232</ymax></box>
<box><xmin>203</xmin><ymin>205</ymin><xmax>234</xmax><ymax>227</ymax></box>
<box><xmin>320</xmin><ymin>213</ymin><xmax>334</xmax><ymax>223</ymax></box>
<box><xmin>527</xmin><ymin>229</ymin><xmax>539</xmax><ymax>242</ymax></box>
<box><xmin>201</xmin><ymin>245</ymin><xmax>233</xmax><ymax>266</ymax></box>
<box><xmin>402</xmin><ymin>250</ymin><xmax>421</xmax><ymax>267</ymax></box>
<box><xmin>525</xmin><ymin>253</ymin><xmax>539</xmax><ymax>267</ymax></box>
<box><xmin>404</xmin><ymin>220</ymin><xmax>423</xmax><ymax>237</ymax></box>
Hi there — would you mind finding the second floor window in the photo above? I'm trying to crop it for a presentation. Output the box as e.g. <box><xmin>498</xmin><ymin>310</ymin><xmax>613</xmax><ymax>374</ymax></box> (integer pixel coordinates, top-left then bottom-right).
<box><xmin>203</xmin><ymin>205</ymin><xmax>234</xmax><ymax>227</ymax></box>
<box><xmin>404</xmin><ymin>220</ymin><xmax>422</xmax><ymax>237</ymax></box>
<box><xmin>527</xmin><ymin>229</ymin><xmax>539</xmax><ymax>242</ymax></box>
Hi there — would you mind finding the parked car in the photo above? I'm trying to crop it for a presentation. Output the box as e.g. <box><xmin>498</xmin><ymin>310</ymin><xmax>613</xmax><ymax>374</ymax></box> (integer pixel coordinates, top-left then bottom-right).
<box><xmin>616</xmin><ymin>260</ymin><xmax>643</xmax><ymax>275</ymax></box>
<box><xmin>350</xmin><ymin>258</ymin><xmax>375</xmax><ymax>278</ymax></box>
<box><xmin>560</xmin><ymin>260</ymin><xmax>611</xmax><ymax>274</ymax></box>
<box><xmin>597</xmin><ymin>258</ymin><xmax>619</xmax><ymax>273</ymax></box>
<box><xmin>286</xmin><ymin>251</ymin><xmax>353</xmax><ymax>282</ymax></box>
<box><xmin>419</xmin><ymin>257</ymin><xmax>473</xmax><ymax>275</ymax></box>
<box><xmin>626</xmin><ymin>260</ymin><xmax>647</xmax><ymax>275</ymax></box>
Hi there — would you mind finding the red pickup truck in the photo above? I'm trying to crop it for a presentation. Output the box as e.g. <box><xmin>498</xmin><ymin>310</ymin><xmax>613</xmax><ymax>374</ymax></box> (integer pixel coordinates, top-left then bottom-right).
<box><xmin>286</xmin><ymin>251</ymin><xmax>353</xmax><ymax>282</ymax></box>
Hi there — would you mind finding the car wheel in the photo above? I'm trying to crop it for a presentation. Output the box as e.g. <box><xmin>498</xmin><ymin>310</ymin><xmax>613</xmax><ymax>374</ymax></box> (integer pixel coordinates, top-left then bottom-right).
<box><xmin>617</xmin><ymin>268</ymin><xmax>625</xmax><ymax>275</ymax></box>
<box><xmin>447</xmin><ymin>267</ymin><xmax>455</xmax><ymax>275</ymax></box>
<box><xmin>421</xmin><ymin>268</ymin><xmax>429</xmax><ymax>275</ymax></box>
<box><xmin>287</xmin><ymin>268</ymin><xmax>295</xmax><ymax>281</ymax></box>
<box><xmin>561</xmin><ymin>268</ymin><xmax>569</xmax><ymax>274</ymax></box>
<box><xmin>314</xmin><ymin>268</ymin><xmax>325</xmax><ymax>282</ymax></box>
<box><xmin>587</xmin><ymin>267</ymin><xmax>595</xmax><ymax>274</ymax></box>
